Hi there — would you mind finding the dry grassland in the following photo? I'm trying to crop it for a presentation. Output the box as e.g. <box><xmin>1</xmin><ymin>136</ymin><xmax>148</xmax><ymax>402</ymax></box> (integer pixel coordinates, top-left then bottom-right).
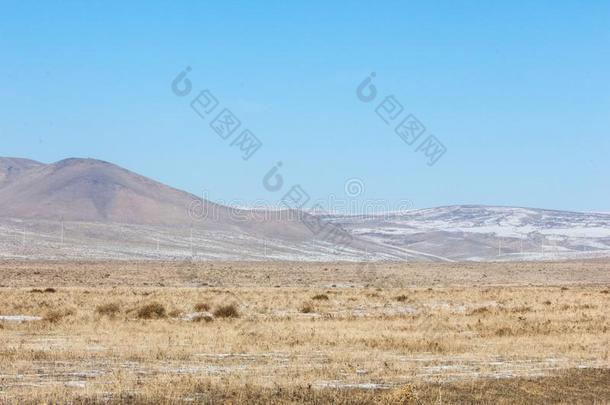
<box><xmin>0</xmin><ymin>260</ymin><xmax>609</xmax><ymax>404</ymax></box>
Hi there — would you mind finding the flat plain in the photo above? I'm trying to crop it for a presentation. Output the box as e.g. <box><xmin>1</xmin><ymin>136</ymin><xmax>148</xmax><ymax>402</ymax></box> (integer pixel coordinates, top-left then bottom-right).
<box><xmin>0</xmin><ymin>260</ymin><xmax>609</xmax><ymax>404</ymax></box>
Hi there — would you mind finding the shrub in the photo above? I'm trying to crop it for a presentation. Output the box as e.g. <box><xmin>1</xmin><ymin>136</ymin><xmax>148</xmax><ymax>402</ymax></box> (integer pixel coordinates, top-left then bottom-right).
<box><xmin>44</xmin><ymin>288</ymin><xmax>57</xmax><ymax>293</ymax></box>
<box><xmin>382</xmin><ymin>384</ymin><xmax>419</xmax><ymax>405</ymax></box>
<box><xmin>395</xmin><ymin>294</ymin><xmax>409</xmax><ymax>302</ymax></box>
<box><xmin>194</xmin><ymin>302</ymin><xmax>210</xmax><ymax>312</ymax></box>
<box><xmin>495</xmin><ymin>327</ymin><xmax>512</xmax><ymax>337</ymax></box>
<box><xmin>44</xmin><ymin>309</ymin><xmax>73</xmax><ymax>323</ymax></box>
<box><xmin>312</xmin><ymin>294</ymin><xmax>329</xmax><ymax>301</ymax></box>
<box><xmin>137</xmin><ymin>302</ymin><xmax>166</xmax><ymax>319</ymax></box>
<box><xmin>96</xmin><ymin>302</ymin><xmax>121</xmax><ymax>317</ymax></box>
<box><xmin>213</xmin><ymin>304</ymin><xmax>239</xmax><ymax>318</ymax></box>
<box><xmin>299</xmin><ymin>302</ymin><xmax>314</xmax><ymax>314</ymax></box>
<box><xmin>469</xmin><ymin>306</ymin><xmax>491</xmax><ymax>315</ymax></box>
<box><xmin>30</xmin><ymin>289</ymin><xmax>43</xmax><ymax>293</ymax></box>
<box><xmin>168</xmin><ymin>309</ymin><xmax>183</xmax><ymax>318</ymax></box>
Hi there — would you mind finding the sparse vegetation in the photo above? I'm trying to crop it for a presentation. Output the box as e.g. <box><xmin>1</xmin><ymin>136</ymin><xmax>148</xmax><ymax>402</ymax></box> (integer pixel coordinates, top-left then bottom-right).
<box><xmin>495</xmin><ymin>327</ymin><xmax>512</xmax><ymax>337</ymax></box>
<box><xmin>312</xmin><ymin>293</ymin><xmax>329</xmax><ymax>300</ymax></box>
<box><xmin>43</xmin><ymin>308</ymin><xmax>73</xmax><ymax>323</ymax></box>
<box><xmin>469</xmin><ymin>306</ymin><xmax>491</xmax><ymax>315</ymax></box>
<box><xmin>381</xmin><ymin>384</ymin><xmax>419</xmax><ymax>405</ymax></box>
<box><xmin>213</xmin><ymin>303</ymin><xmax>239</xmax><ymax>318</ymax></box>
<box><xmin>30</xmin><ymin>288</ymin><xmax>56</xmax><ymax>293</ymax></box>
<box><xmin>136</xmin><ymin>302</ymin><xmax>166</xmax><ymax>319</ymax></box>
<box><xmin>510</xmin><ymin>305</ymin><xmax>532</xmax><ymax>313</ymax></box>
<box><xmin>95</xmin><ymin>302</ymin><xmax>121</xmax><ymax>317</ymax></box>
<box><xmin>168</xmin><ymin>308</ymin><xmax>183</xmax><ymax>318</ymax></box>
<box><xmin>0</xmin><ymin>260</ymin><xmax>608</xmax><ymax>403</ymax></box>
<box><xmin>299</xmin><ymin>302</ymin><xmax>314</xmax><ymax>313</ymax></box>
<box><xmin>194</xmin><ymin>302</ymin><xmax>210</xmax><ymax>312</ymax></box>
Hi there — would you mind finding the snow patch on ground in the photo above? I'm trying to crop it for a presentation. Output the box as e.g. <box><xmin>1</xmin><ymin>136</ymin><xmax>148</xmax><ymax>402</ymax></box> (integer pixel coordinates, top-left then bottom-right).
<box><xmin>0</xmin><ymin>315</ymin><xmax>42</xmax><ymax>322</ymax></box>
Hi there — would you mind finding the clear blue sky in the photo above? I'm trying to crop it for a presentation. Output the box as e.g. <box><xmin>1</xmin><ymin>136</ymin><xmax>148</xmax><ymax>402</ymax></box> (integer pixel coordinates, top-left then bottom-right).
<box><xmin>1</xmin><ymin>1</ymin><xmax>608</xmax><ymax>212</ymax></box>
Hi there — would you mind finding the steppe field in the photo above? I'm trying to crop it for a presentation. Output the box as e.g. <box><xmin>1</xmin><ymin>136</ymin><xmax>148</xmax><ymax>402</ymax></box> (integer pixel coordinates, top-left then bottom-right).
<box><xmin>0</xmin><ymin>260</ymin><xmax>609</xmax><ymax>404</ymax></box>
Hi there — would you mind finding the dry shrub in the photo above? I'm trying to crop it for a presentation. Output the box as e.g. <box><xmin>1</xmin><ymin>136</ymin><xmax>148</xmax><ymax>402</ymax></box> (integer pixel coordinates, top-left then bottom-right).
<box><xmin>213</xmin><ymin>304</ymin><xmax>239</xmax><ymax>318</ymax></box>
<box><xmin>44</xmin><ymin>309</ymin><xmax>74</xmax><ymax>323</ymax></box>
<box><xmin>425</xmin><ymin>340</ymin><xmax>447</xmax><ymax>353</ymax></box>
<box><xmin>495</xmin><ymin>327</ymin><xmax>512</xmax><ymax>337</ymax></box>
<box><xmin>469</xmin><ymin>306</ymin><xmax>491</xmax><ymax>315</ymax></box>
<box><xmin>30</xmin><ymin>288</ymin><xmax>56</xmax><ymax>293</ymax></box>
<box><xmin>312</xmin><ymin>294</ymin><xmax>329</xmax><ymax>301</ymax></box>
<box><xmin>194</xmin><ymin>302</ymin><xmax>210</xmax><ymax>312</ymax></box>
<box><xmin>382</xmin><ymin>383</ymin><xmax>420</xmax><ymax>405</ymax></box>
<box><xmin>395</xmin><ymin>294</ymin><xmax>409</xmax><ymax>302</ymax></box>
<box><xmin>168</xmin><ymin>309</ymin><xmax>183</xmax><ymax>318</ymax></box>
<box><xmin>300</xmin><ymin>302</ymin><xmax>314</xmax><ymax>314</ymax></box>
<box><xmin>96</xmin><ymin>302</ymin><xmax>121</xmax><ymax>317</ymax></box>
<box><xmin>137</xmin><ymin>302</ymin><xmax>166</xmax><ymax>319</ymax></box>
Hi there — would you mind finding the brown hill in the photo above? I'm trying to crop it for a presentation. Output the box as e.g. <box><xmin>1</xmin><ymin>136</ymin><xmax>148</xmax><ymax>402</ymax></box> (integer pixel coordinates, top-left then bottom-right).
<box><xmin>0</xmin><ymin>157</ymin><xmax>205</xmax><ymax>224</ymax></box>
<box><xmin>0</xmin><ymin>157</ymin><xmax>45</xmax><ymax>187</ymax></box>
<box><xmin>0</xmin><ymin>157</ymin><xmax>316</xmax><ymax>240</ymax></box>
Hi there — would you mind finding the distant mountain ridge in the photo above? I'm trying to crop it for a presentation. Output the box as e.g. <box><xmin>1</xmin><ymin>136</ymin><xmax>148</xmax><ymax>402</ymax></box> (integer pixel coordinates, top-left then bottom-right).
<box><xmin>0</xmin><ymin>157</ymin><xmax>608</xmax><ymax>262</ymax></box>
<box><xmin>323</xmin><ymin>205</ymin><xmax>610</xmax><ymax>261</ymax></box>
<box><xmin>0</xmin><ymin>157</ymin><xmax>375</xmax><ymax>261</ymax></box>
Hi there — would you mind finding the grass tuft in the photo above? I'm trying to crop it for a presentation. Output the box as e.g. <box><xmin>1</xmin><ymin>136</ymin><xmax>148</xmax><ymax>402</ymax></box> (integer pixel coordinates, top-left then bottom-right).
<box><xmin>213</xmin><ymin>304</ymin><xmax>239</xmax><ymax>318</ymax></box>
<box><xmin>299</xmin><ymin>302</ymin><xmax>314</xmax><ymax>313</ymax></box>
<box><xmin>96</xmin><ymin>302</ymin><xmax>121</xmax><ymax>317</ymax></box>
<box><xmin>137</xmin><ymin>302</ymin><xmax>166</xmax><ymax>319</ymax></box>
<box><xmin>168</xmin><ymin>309</ymin><xmax>183</xmax><ymax>318</ymax></box>
<box><xmin>194</xmin><ymin>302</ymin><xmax>210</xmax><ymax>312</ymax></box>
<box><xmin>43</xmin><ymin>309</ymin><xmax>73</xmax><ymax>323</ymax></box>
<box><xmin>469</xmin><ymin>306</ymin><xmax>491</xmax><ymax>315</ymax></box>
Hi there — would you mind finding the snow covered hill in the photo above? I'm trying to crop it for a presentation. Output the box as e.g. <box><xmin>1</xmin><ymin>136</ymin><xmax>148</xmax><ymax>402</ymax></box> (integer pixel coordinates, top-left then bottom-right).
<box><xmin>324</xmin><ymin>205</ymin><xmax>610</xmax><ymax>261</ymax></box>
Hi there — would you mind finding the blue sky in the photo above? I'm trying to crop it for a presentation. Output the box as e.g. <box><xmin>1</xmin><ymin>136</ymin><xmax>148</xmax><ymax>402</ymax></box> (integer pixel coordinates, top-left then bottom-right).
<box><xmin>1</xmin><ymin>1</ymin><xmax>608</xmax><ymax>212</ymax></box>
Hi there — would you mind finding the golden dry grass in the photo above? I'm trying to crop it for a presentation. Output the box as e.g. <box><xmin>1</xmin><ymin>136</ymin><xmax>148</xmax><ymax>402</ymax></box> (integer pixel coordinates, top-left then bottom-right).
<box><xmin>0</xmin><ymin>260</ymin><xmax>608</xmax><ymax>404</ymax></box>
